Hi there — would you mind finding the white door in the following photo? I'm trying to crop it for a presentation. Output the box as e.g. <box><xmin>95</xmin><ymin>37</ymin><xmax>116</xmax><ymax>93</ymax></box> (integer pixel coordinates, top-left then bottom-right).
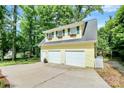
<box><xmin>65</xmin><ymin>51</ymin><xmax>85</xmax><ymax>67</ymax></box>
<box><xmin>41</xmin><ymin>51</ymin><xmax>47</xmax><ymax>62</ymax></box>
<box><xmin>48</xmin><ymin>51</ymin><xmax>61</xmax><ymax>64</ymax></box>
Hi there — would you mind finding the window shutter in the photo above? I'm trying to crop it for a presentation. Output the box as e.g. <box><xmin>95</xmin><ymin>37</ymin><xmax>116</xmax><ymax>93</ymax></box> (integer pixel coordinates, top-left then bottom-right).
<box><xmin>52</xmin><ymin>32</ymin><xmax>54</xmax><ymax>37</ymax></box>
<box><xmin>56</xmin><ymin>31</ymin><xmax>58</xmax><ymax>36</ymax></box>
<box><xmin>63</xmin><ymin>30</ymin><xmax>65</xmax><ymax>36</ymax></box>
<box><xmin>77</xmin><ymin>26</ymin><xmax>80</xmax><ymax>34</ymax></box>
<box><xmin>68</xmin><ymin>28</ymin><xmax>70</xmax><ymax>35</ymax></box>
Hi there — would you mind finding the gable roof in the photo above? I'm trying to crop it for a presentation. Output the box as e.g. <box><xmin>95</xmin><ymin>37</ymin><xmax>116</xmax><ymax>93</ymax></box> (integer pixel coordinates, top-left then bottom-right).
<box><xmin>38</xmin><ymin>19</ymin><xmax>97</xmax><ymax>47</ymax></box>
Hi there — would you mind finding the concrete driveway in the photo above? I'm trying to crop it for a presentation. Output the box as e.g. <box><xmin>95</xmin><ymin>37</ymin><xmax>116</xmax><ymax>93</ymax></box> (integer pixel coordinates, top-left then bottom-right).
<box><xmin>0</xmin><ymin>62</ymin><xmax>110</xmax><ymax>88</ymax></box>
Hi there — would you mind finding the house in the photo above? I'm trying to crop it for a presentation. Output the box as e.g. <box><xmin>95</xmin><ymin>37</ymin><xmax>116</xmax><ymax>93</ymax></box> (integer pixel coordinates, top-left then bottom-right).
<box><xmin>38</xmin><ymin>19</ymin><xmax>97</xmax><ymax>68</ymax></box>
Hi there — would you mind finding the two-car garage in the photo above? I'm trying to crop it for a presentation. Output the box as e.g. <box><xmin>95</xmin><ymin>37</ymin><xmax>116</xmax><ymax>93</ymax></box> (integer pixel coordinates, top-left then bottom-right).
<box><xmin>41</xmin><ymin>50</ymin><xmax>85</xmax><ymax>67</ymax></box>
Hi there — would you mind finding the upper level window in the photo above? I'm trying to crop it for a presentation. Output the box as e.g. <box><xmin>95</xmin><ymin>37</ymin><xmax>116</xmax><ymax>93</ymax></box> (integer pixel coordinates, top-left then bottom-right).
<box><xmin>68</xmin><ymin>26</ymin><xmax>80</xmax><ymax>36</ymax></box>
<box><xmin>47</xmin><ymin>32</ymin><xmax>54</xmax><ymax>40</ymax></box>
<box><xmin>56</xmin><ymin>30</ymin><xmax>65</xmax><ymax>38</ymax></box>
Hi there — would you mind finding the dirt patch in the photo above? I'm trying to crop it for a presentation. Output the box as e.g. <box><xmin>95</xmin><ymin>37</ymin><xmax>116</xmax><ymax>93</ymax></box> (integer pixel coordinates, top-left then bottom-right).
<box><xmin>0</xmin><ymin>70</ymin><xmax>10</xmax><ymax>88</ymax></box>
<box><xmin>96</xmin><ymin>63</ymin><xmax>124</xmax><ymax>88</ymax></box>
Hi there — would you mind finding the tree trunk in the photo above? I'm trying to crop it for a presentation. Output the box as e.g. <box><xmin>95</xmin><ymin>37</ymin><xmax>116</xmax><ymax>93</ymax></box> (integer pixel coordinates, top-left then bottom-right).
<box><xmin>23</xmin><ymin>49</ymin><xmax>26</xmax><ymax>58</ymax></box>
<box><xmin>0</xmin><ymin>29</ymin><xmax>4</xmax><ymax>61</ymax></box>
<box><xmin>29</xmin><ymin>20</ymin><xmax>33</xmax><ymax>58</ymax></box>
<box><xmin>12</xmin><ymin>5</ymin><xmax>17</xmax><ymax>61</ymax></box>
<box><xmin>32</xmin><ymin>34</ymin><xmax>35</xmax><ymax>56</ymax></box>
<box><xmin>0</xmin><ymin>6</ymin><xmax>4</xmax><ymax>61</ymax></box>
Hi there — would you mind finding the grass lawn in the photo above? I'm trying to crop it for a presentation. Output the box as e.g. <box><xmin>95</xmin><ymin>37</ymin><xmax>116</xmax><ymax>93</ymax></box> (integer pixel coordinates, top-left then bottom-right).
<box><xmin>0</xmin><ymin>58</ymin><xmax>40</xmax><ymax>67</ymax></box>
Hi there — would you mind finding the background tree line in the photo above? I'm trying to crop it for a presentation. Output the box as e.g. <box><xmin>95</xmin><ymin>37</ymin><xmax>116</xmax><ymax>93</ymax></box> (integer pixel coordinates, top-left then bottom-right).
<box><xmin>0</xmin><ymin>5</ymin><xmax>103</xmax><ymax>61</ymax></box>
<box><xmin>97</xmin><ymin>5</ymin><xmax>124</xmax><ymax>60</ymax></box>
<box><xmin>1</xmin><ymin>5</ymin><xmax>124</xmax><ymax>62</ymax></box>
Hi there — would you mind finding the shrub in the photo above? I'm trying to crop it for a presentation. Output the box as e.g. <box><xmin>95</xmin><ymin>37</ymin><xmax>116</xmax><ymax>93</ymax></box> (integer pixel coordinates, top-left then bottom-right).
<box><xmin>119</xmin><ymin>50</ymin><xmax>124</xmax><ymax>61</ymax></box>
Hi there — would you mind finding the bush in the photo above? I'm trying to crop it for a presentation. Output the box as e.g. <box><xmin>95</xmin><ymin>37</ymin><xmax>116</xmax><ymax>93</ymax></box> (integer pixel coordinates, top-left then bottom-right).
<box><xmin>119</xmin><ymin>50</ymin><xmax>124</xmax><ymax>61</ymax></box>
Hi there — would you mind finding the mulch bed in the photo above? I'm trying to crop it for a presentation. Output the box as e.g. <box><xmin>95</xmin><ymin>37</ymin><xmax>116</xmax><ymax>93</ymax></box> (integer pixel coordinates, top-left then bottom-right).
<box><xmin>0</xmin><ymin>70</ymin><xmax>10</xmax><ymax>88</ymax></box>
<box><xmin>96</xmin><ymin>63</ymin><xmax>124</xmax><ymax>88</ymax></box>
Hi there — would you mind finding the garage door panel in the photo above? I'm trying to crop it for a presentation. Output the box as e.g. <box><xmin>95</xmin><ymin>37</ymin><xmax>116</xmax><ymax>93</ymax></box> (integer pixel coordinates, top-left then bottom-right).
<box><xmin>48</xmin><ymin>52</ymin><xmax>61</xmax><ymax>64</ymax></box>
<box><xmin>66</xmin><ymin>51</ymin><xmax>85</xmax><ymax>67</ymax></box>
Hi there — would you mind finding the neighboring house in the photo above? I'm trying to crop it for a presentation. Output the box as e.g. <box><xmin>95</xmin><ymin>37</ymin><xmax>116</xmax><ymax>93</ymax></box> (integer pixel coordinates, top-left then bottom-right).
<box><xmin>38</xmin><ymin>19</ymin><xmax>97</xmax><ymax>68</ymax></box>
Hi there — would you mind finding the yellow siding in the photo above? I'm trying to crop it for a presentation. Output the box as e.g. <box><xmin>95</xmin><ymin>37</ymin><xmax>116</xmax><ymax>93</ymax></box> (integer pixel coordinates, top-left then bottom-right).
<box><xmin>84</xmin><ymin>49</ymin><xmax>95</xmax><ymax>67</ymax></box>
<box><xmin>46</xmin><ymin>25</ymin><xmax>85</xmax><ymax>42</ymax></box>
<box><xmin>41</xmin><ymin>42</ymin><xmax>95</xmax><ymax>68</ymax></box>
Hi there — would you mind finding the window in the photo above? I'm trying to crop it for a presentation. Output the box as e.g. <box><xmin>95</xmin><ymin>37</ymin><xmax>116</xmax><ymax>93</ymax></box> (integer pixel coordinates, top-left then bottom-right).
<box><xmin>70</xmin><ymin>28</ymin><xmax>77</xmax><ymax>35</ymax></box>
<box><xmin>47</xmin><ymin>32</ymin><xmax>54</xmax><ymax>40</ymax></box>
<box><xmin>68</xmin><ymin>26</ymin><xmax>80</xmax><ymax>36</ymax></box>
<box><xmin>56</xmin><ymin>31</ymin><xmax>63</xmax><ymax>38</ymax></box>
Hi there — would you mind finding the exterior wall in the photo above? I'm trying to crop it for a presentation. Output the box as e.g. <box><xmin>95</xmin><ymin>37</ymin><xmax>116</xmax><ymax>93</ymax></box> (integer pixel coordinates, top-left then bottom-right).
<box><xmin>45</xmin><ymin>25</ymin><xmax>85</xmax><ymax>42</ymax></box>
<box><xmin>41</xmin><ymin>42</ymin><xmax>95</xmax><ymax>68</ymax></box>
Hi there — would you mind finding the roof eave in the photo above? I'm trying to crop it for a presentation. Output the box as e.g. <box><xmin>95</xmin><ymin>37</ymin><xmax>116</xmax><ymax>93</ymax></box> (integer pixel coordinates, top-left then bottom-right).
<box><xmin>41</xmin><ymin>40</ymin><xmax>96</xmax><ymax>46</ymax></box>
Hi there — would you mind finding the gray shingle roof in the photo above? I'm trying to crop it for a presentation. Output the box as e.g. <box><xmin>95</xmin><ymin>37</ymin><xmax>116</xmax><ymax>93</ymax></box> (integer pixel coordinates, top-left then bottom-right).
<box><xmin>38</xmin><ymin>19</ymin><xmax>97</xmax><ymax>46</ymax></box>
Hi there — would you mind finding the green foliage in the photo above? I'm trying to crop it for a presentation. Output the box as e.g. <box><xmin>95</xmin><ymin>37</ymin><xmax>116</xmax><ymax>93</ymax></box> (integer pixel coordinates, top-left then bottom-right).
<box><xmin>0</xmin><ymin>58</ymin><xmax>39</xmax><ymax>67</ymax></box>
<box><xmin>0</xmin><ymin>6</ymin><xmax>6</xmax><ymax>61</ymax></box>
<box><xmin>0</xmin><ymin>5</ymin><xmax>103</xmax><ymax>62</ymax></box>
<box><xmin>97</xmin><ymin>27</ymin><xmax>111</xmax><ymax>56</ymax></box>
<box><xmin>97</xmin><ymin>5</ymin><xmax>124</xmax><ymax>60</ymax></box>
<box><xmin>72</xmin><ymin>5</ymin><xmax>103</xmax><ymax>22</ymax></box>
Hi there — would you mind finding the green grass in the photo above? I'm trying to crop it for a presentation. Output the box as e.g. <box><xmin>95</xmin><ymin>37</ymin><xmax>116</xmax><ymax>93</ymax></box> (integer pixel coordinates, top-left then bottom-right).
<box><xmin>0</xmin><ymin>58</ymin><xmax>40</xmax><ymax>67</ymax></box>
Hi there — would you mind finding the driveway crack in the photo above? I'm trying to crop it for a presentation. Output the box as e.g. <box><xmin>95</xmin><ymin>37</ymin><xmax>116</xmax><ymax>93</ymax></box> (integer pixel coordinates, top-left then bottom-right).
<box><xmin>33</xmin><ymin>71</ymin><xmax>66</xmax><ymax>88</ymax></box>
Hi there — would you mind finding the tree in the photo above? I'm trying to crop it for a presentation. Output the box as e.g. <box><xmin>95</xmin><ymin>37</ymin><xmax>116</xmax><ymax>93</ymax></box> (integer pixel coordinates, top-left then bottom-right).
<box><xmin>0</xmin><ymin>6</ymin><xmax>5</xmax><ymax>61</ymax></box>
<box><xmin>20</xmin><ymin>5</ymin><xmax>39</xmax><ymax>57</ymax></box>
<box><xmin>97</xmin><ymin>27</ymin><xmax>111</xmax><ymax>56</ymax></box>
<box><xmin>12</xmin><ymin>5</ymin><xmax>18</xmax><ymax>61</ymax></box>
<box><xmin>112</xmin><ymin>6</ymin><xmax>124</xmax><ymax>59</ymax></box>
<box><xmin>72</xmin><ymin>5</ymin><xmax>103</xmax><ymax>22</ymax></box>
<box><xmin>97</xmin><ymin>5</ymin><xmax>124</xmax><ymax>60</ymax></box>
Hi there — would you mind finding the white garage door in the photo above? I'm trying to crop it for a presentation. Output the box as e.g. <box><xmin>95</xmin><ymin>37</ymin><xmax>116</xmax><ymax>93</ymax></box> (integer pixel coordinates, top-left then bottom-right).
<box><xmin>48</xmin><ymin>51</ymin><xmax>61</xmax><ymax>64</ymax></box>
<box><xmin>65</xmin><ymin>51</ymin><xmax>85</xmax><ymax>67</ymax></box>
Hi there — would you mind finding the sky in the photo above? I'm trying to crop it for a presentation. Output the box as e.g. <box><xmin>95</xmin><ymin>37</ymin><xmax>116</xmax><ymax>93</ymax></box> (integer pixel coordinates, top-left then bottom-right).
<box><xmin>84</xmin><ymin>5</ymin><xmax>120</xmax><ymax>29</ymax></box>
